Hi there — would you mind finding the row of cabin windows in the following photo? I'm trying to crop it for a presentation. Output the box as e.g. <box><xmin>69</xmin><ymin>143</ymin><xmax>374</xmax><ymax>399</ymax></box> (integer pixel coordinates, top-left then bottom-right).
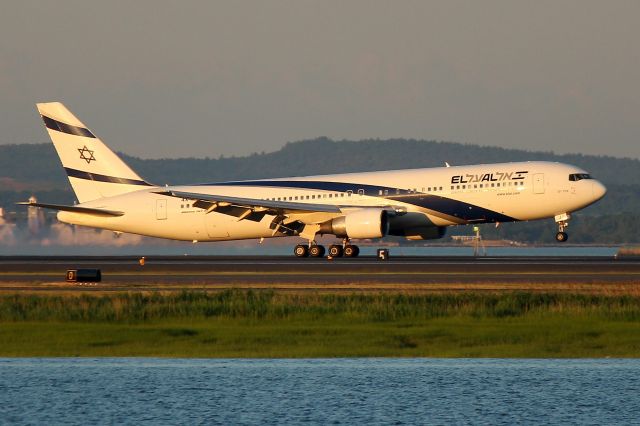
<box><xmin>450</xmin><ymin>181</ymin><xmax>524</xmax><ymax>191</ymax></box>
<box><xmin>186</xmin><ymin>181</ymin><xmax>519</xmax><ymax>207</ymax></box>
<box><xmin>265</xmin><ymin>186</ymin><xmax>449</xmax><ymax>202</ymax></box>
<box><xmin>269</xmin><ymin>193</ymin><xmax>351</xmax><ymax>202</ymax></box>
<box><xmin>377</xmin><ymin>187</ymin><xmax>444</xmax><ymax>196</ymax></box>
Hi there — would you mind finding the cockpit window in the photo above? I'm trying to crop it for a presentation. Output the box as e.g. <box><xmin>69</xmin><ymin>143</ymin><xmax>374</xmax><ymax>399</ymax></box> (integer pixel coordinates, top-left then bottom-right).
<box><xmin>569</xmin><ymin>173</ymin><xmax>592</xmax><ymax>181</ymax></box>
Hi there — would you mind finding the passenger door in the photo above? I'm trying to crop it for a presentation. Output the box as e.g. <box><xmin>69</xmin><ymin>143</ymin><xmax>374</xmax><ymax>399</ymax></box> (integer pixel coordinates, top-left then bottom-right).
<box><xmin>156</xmin><ymin>199</ymin><xmax>167</xmax><ymax>220</ymax></box>
<box><xmin>533</xmin><ymin>173</ymin><xmax>545</xmax><ymax>194</ymax></box>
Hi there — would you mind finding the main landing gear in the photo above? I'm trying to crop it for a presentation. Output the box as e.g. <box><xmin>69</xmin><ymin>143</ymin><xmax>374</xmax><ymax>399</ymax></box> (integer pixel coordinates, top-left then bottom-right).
<box><xmin>327</xmin><ymin>243</ymin><xmax>360</xmax><ymax>258</ymax></box>
<box><xmin>294</xmin><ymin>239</ymin><xmax>360</xmax><ymax>258</ymax></box>
<box><xmin>294</xmin><ymin>244</ymin><xmax>323</xmax><ymax>257</ymax></box>
<box><xmin>309</xmin><ymin>245</ymin><xmax>325</xmax><ymax>257</ymax></box>
<box><xmin>294</xmin><ymin>244</ymin><xmax>326</xmax><ymax>258</ymax></box>
<box><xmin>555</xmin><ymin>213</ymin><xmax>570</xmax><ymax>243</ymax></box>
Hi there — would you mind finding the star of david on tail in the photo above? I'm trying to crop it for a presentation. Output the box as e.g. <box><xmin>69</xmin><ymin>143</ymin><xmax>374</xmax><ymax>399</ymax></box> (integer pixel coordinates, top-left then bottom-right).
<box><xmin>78</xmin><ymin>146</ymin><xmax>96</xmax><ymax>163</ymax></box>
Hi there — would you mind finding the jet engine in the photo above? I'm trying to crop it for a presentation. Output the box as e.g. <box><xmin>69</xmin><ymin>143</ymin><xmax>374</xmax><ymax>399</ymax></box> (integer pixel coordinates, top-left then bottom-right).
<box><xmin>319</xmin><ymin>208</ymin><xmax>389</xmax><ymax>239</ymax></box>
<box><xmin>403</xmin><ymin>226</ymin><xmax>447</xmax><ymax>240</ymax></box>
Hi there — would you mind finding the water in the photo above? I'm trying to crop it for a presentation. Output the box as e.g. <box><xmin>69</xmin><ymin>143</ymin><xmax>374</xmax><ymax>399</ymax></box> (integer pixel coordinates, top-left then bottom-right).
<box><xmin>1</xmin><ymin>358</ymin><xmax>638</xmax><ymax>425</ymax></box>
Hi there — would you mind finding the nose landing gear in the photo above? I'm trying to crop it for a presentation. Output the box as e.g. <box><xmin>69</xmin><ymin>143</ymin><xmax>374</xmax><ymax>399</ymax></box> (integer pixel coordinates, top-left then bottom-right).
<box><xmin>554</xmin><ymin>213</ymin><xmax>570</xmax><ymax>243</ymax></box>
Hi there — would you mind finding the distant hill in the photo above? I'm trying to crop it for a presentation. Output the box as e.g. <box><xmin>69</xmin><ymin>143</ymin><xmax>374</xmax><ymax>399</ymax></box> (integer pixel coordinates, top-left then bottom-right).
<box><xmin>1</xmin><ymin>138</ymin><xmax>638</xmax><ymax>216</ymax></box>
<box><xmin>2</xmin><ymin>137</ymin><xmax>639</xmax><ymax>186</ymax></box>
<box><xmin>125</xmin><ymin>137</ymin><xmax>640</xmax><ymax>187</ymax></box>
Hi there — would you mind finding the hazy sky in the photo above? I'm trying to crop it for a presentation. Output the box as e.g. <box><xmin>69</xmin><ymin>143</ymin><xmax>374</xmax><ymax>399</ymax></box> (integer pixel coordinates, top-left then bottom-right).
<box><xmin>1</xmin><ymin>1</ymin><xmax>639</xmax><ymax>159</ymax></box>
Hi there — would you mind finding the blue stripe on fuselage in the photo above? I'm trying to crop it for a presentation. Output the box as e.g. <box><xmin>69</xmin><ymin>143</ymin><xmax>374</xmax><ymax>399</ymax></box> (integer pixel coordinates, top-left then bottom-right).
<box><xmin>206</xmin><ymin>179</ymin><xmax>517</xmax><ymax>223</ymax></box>
<box><xmin>388</xmin><ymin>194</ymin><xmax>515</xmax><ymax>223</ymax></box>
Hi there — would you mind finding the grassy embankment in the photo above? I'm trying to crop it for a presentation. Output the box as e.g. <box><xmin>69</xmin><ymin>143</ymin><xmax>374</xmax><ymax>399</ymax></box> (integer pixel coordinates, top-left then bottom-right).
<box><xmin>2</xmin><ymin>290</ymin><xmax>640</xmax><ymax>357</ymax></box>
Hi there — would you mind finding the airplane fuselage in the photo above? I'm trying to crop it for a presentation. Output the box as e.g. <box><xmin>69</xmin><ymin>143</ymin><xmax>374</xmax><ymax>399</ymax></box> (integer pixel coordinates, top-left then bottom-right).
<box><xmin>58</xmin><ymin>161</ymin><xmax>607</xmax><ymax>242</ymax></box>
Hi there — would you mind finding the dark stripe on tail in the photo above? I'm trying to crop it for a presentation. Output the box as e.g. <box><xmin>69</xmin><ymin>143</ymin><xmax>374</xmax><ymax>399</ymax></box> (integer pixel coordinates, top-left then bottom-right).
<box><xmin>42</xmin><ymin>115</ymin><xmax>96</xmax><ymax>138</ymax></box>
<box><xmin>64</xmin><ymin>167</ymin><xmax>152</xmax><ymax>186</ymax></box>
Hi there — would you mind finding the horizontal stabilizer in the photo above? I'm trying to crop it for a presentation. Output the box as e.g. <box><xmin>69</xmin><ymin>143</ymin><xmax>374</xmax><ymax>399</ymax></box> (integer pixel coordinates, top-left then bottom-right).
<box><xmin>16</xmin><ymin>201</ymin><xmax>124</xmax><ymax>217</ymax></box>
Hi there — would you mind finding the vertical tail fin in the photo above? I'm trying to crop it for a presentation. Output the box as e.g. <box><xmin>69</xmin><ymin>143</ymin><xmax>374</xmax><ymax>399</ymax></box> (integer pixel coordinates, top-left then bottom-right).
<box><xmin>36</xmin><ymin>102</ymin><xmax>153</xmax><ymax>203</ymax></box>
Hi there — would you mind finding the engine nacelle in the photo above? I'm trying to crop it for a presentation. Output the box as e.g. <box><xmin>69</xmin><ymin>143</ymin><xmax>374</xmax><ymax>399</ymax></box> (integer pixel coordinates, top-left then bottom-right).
<box><xmin>320</xmin><ymin>209</ymin><xmax>389</xmax><ymax>239</ymax></box>
<box><xmin>404</xmin><ymin>226</ymin><xmax>447</xmax><ymax>241</ymax></box>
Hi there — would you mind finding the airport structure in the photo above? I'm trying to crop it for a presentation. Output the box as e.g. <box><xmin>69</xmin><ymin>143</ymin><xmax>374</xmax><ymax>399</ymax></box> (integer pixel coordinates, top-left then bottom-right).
<box><xmin>22</xmin><ymin>102</ymin><xmax>606</xmax><ymax>258</ymax></box>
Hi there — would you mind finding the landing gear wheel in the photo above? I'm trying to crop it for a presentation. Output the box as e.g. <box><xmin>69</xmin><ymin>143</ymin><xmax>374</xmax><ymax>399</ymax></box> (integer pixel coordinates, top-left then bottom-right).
<box><xmin>554</xmin><ymin>214</ymin><xmax>571</xmax><ymax>244</ymax></box>
<box><xmin>309</xmin><ymin>245</ymin><xmax>325</xmax><ymax>257</ymax></box>
<box><xmin>294</xmin><ymin>244</ymin><xmax>309</xmax><ymax>257</ymax></box>
<box><xmin>328</xmin><ymin>245</ymin><xmax>344</xmax><ymax>257</ymax></box>
<box><xmin>343</xmin><ymin>245</ymin><xmax>360</xmax><ymax>257</ymax></box>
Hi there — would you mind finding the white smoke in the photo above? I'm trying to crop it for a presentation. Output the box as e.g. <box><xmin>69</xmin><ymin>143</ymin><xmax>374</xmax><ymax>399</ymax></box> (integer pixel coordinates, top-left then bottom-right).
<box><xmin>42</xmin><ymin>223</ymin><xmax>145</xmax><ymax>246</ymax></box>
<box><xmin>0</xmin><ymin>222</ymin><xmax>17</xmax><ymax>245</ymax></box>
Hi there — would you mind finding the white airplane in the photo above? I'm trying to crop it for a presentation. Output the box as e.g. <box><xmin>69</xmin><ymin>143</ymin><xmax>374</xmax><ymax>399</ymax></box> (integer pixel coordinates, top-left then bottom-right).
<box><xmin>22</xmin><ymin>102</ymin><xmax>607</xmax><ymax>257</ymax></box>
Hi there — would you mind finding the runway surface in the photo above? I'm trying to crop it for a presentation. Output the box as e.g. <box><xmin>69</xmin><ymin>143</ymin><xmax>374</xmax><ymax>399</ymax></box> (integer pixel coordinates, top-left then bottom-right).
<box><xmin>0</xmin><ymin>255</ymin><xmax>639</xmax><ymax>294</ymax></box>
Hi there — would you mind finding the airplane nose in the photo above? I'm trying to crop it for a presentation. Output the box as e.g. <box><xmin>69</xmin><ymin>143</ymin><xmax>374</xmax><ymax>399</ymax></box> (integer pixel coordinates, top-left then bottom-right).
<box><xmin>592</xmin><ymin>180</ymin><xmax>607</xmax><ymax>200</ymax></box>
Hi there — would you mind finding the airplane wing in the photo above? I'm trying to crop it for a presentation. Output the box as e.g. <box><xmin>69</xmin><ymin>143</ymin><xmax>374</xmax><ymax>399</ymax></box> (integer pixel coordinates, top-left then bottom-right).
<box><xmin>16</xmin><ymin>202</ymin><xmax>124</xmax><ymax>217</ymax></box>
<box><xmin>153</xmin><ymin>190</ymin><xmax>342</xmax><ymax>214</ymax></box>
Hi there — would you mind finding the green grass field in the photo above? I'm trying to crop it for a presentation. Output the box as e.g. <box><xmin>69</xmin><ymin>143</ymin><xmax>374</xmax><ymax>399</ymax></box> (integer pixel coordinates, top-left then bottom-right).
<box><xmin>1</xmin><ymin>290</ymin><xmax>640</xmax><ymax>357</ymax></box>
